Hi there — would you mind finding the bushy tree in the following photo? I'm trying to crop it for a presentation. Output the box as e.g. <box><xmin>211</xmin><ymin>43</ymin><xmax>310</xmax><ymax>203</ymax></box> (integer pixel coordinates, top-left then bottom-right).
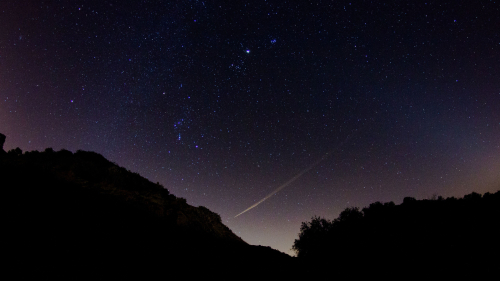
<box><xmin>292</xmin><ymin>216</ymin><xmax>332</xmax><ymax>258</ymax></box>
<box><xmin>335</xmin><ymin>207</ymin><xmax>363</xmax><ymax>223</ymax></box>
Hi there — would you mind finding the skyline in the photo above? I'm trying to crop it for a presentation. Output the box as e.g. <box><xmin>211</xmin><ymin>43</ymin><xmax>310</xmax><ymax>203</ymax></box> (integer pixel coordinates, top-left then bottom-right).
<box><xmin>1</xmin><ymin>0</ymin><xmax>499</xmax><ymax>255</ymax></box>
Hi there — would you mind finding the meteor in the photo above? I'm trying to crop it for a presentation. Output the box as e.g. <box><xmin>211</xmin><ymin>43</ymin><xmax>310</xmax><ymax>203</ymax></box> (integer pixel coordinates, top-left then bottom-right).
<box><xmin>234</xmin><ymin>129</ymin><xmax>361</xmax><ymax>218</ymax></box>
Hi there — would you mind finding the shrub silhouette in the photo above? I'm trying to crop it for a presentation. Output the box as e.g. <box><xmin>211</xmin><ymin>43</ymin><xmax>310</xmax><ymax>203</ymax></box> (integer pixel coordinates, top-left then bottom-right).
<box><xmin>8</xmin><ymin>147</ymin><xmax>22</xmax><ymax>156</ymax></box>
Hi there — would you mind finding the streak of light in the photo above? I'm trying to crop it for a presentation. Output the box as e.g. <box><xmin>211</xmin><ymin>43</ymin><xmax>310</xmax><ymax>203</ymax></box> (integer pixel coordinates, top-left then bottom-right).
<box><xmin>234</xmin><ymin>128</ymin><xmax>363</xmax><ymax>218</ymax></box>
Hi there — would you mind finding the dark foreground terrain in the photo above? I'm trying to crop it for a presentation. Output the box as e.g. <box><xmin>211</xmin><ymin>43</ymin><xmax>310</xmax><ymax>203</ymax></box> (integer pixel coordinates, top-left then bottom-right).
<box><xmin>293</xmin><ymin>191</ymin><xmax>500</xmax><ymax>277</ymax></box>
<box><xmin>2</xmin><ymin>134</ymin><xmax>499</xmax><ymax>278</ymax></box>
<box><xmin>1</xmin><ymin>143</ymin><xmax>294</xmax><ymax>278</ymax></box>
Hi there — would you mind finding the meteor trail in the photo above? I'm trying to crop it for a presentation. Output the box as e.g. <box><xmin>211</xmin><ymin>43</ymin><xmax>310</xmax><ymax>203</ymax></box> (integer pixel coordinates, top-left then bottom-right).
<box><xmin>234</xmin><ymin>129</ymin><xmax>362</xmax><ymax>218</ymax></box>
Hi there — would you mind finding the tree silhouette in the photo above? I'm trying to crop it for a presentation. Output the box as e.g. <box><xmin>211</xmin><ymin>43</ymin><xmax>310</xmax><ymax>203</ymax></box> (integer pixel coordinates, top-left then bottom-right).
<box><xmin>292</xmin><ymin>216</ymin><xmax>332</xmax><ymax>258</ymax></box>
<box><xmin>335</xmin><ymin>207</ymin><xmax>363</xmax><ymax>223</ymax></box>
<box><xmin>293</xmin><ymin>191</ymin><xmax>500</xmax><ymax>275</ymax></box>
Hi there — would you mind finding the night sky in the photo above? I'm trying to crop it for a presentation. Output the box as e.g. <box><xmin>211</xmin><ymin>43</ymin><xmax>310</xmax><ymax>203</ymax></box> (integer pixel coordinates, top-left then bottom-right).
<box><xmin>1</xmin><ymin>0</ymin><xmax>499</xmax><ymax>255</ymax></box>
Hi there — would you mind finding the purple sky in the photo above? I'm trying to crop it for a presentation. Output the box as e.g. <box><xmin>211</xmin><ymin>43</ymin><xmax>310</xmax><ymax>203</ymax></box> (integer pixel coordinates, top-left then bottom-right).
<box><xmin>1</xmin><ymin>0</ymin><xmax>499</xmax><ymax>255</ymax></box>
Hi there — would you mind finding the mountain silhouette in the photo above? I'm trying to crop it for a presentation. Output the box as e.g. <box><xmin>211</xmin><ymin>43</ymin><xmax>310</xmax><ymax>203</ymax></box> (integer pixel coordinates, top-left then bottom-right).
<box><xmin>0</xmin><ymin>135</ymin><xmax>294</xmax><ymax>278</ymax></box>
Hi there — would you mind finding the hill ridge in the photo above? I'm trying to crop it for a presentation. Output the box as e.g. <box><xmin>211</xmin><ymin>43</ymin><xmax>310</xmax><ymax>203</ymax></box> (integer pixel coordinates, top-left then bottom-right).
<box><xmin>1</xmin><ymin>140</ymin><xmax>294</xmax><ymax>278</ymax></box>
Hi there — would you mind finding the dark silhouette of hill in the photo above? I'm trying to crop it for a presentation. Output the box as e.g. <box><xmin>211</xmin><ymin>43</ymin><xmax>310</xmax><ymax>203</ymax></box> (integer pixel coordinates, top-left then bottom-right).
<box><xmin>293</xmin><ymin>191</ymin><xmax>500</xmax><ymax>277</ymax></box>
<box><xmin>3</xmin><ymin>132</ymin><xmax>498</xmax><ymax>278</ymax></box>
<box><xmin>1</xmin><ymin>139</ymin><xmax>294</xmax><ymax>278</ymax></box>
